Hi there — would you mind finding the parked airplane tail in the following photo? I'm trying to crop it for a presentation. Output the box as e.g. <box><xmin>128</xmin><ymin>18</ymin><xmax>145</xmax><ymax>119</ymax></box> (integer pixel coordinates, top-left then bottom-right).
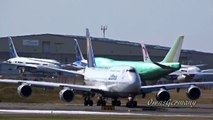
<box><xmin>141</xmin><ymin>42</ymin><xmax>152</xmax><ymax>62</ymax></box>
<box><xmin>86</xmin><ymin>28</ymin><xmax>96</xmax><ymax>68</ymax></box>
<box><xmin>8</xmin><ymin>37</ymin><xmax>19</xmax><ymax>58</ymax></box>
<box><xmin>73</xmin><ymin>39</ymin><xmax>85</xmax><ymax>61</ymax></box>
<box><xmin>161</xmin><ymin>35</ymin><xmax>184</xmax><ymax>63</ymax></box>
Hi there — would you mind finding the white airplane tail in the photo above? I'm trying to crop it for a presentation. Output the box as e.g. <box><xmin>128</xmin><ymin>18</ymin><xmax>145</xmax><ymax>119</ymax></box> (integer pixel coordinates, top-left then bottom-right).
<box><xmin>141</xmin><ymin>42</ymin><xmax>152</xmax><ymax>62</ymax></box>
<box><xmin>86</xmin><ymin>28</ymin><xmax>96</xmax><ymax>68</ymax></box>
<box><xmin>73</xmin><ymin>39</ymin><xmax>85</xmax><ymax>61</ymax></box>
<box><xmin>161</xmin><ymin>35</ymin><xmax>184</xmax><ymax>63</ymax></box>
<box><xmin>8</xmin><ymin>37</ymin><xmax>19</xmax><ymax>58</ymax></box>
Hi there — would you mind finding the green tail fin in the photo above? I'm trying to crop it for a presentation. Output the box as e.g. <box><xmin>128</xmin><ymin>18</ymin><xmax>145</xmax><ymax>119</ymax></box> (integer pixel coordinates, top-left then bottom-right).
<box><xmin>161</xmin><ymin>35</ymin><xmax>184</xmax><ymax>63</ymax></box>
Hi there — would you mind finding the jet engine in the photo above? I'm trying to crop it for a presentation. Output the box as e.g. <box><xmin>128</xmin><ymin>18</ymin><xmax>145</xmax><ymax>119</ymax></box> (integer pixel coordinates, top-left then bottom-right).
<box><xmin>156</xmin><ymin>88</ymin><xmax>170</xmax><ymax>101</ymax></box>
<box><xmin>17</xmin><ymin>84</ymin><xmax>32</xmax><ymax>97</ymax></box>
<box><xmin>186</xmin><ymin>85</ymin><xmax>201</xmax><ymax>100</ymax></box>
<box><xmin>176</xmin><ymin>74</ymin><xmax>196</xmax><ymax>82</ymax></box>
<box><xmin>177</xmin><ymin>74</ymin><xmax>187</xmax><ymax>81</ymax></box>
<box><xmin>59</xmin><ymin>88</ymin><xmax>74</xmax><ymax>102</ymax></box>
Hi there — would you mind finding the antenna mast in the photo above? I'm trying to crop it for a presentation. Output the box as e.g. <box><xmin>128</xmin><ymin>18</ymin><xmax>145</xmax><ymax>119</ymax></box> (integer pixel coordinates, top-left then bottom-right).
<box><xmin>101</xmin><ymin>25</ymin><xmax>107</xmax><ymax>38</ymax></box>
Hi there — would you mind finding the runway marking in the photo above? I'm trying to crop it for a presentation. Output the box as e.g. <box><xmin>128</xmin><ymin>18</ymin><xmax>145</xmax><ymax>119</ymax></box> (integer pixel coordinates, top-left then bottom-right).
<box><xmin>0</xmin><ymin>109</ymin><xmax>212</xmax><ymax>118</ymax></box>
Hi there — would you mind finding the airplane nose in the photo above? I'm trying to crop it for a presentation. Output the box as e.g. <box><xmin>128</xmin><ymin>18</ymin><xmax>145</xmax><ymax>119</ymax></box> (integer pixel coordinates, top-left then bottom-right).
<box><xmin>2</xmin><ymin>61</ymin><xmax>7</xmax><ymax>63</ymax></box>
<box><xmin>127</xmin><ymin>73</ymin><xmax>141</xmax><ymax>92</ymax></box>
<box><xmin>6</xmin><ymin>60</ymin><xmax>12</xmax><ymax>64</ymax></box>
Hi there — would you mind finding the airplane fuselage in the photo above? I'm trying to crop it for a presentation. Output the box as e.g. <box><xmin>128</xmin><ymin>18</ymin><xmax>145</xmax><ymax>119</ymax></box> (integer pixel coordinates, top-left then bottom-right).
<box><xmin>73</xmin><ymin>57</ymin><xmax>181</xmax><ymax>84</ymax></box>
<box><xmin>169</xmin><ymin>66</ymin><xmax>203</xmax><ymax>82</ymax></box>
<box><xmin>84</xmin><ymin>66</ymin><xmax>141</xmax><ymax>98</ymax></box>
<box><xmin>6</xmin><ymin>57</ymin><xmax>61</xmax><ymax>73</ymax></box>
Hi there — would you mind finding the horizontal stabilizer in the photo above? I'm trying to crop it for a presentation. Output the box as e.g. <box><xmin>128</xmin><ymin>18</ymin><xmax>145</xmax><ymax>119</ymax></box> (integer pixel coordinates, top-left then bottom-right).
<box><xmin>153</xmin><ymin>62</ymin><xmax>177</xmax><ymax>70</ymax></box>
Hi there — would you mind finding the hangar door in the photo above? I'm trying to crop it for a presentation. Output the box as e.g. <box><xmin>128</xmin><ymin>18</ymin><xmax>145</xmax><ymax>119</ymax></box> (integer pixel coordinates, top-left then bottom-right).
<box><xmin>42</xmin><ymin>41</ymin><xmax>50</xmax><ymax>53</ymax></box>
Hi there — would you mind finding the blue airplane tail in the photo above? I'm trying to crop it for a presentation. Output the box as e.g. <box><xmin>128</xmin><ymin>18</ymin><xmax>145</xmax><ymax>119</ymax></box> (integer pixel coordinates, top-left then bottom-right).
<box><xmin>86</xmin><ymin>28</ymin><xmax>96</xmax><ymax>68</ymax></box>
<box><xmin>8</xmin><ymin>37</ymin><xmax>18</xmax><ymax>58</ymax></box>
<box><xmin>73</xmin><ymin>39</ymin><xmax>85</xmax><ymax>61</ymax></box>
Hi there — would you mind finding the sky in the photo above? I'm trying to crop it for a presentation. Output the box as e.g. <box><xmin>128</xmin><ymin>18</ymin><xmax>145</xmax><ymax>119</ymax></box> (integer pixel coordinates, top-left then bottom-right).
<box><xmin>0</xmin><ymin>0</ymin><xmax>213</xmax><ymax>53</ymax></box>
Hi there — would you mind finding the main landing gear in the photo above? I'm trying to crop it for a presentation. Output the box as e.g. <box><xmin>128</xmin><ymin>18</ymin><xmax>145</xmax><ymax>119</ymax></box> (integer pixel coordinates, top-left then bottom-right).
<box><xmin>126</xmin><ymin>96</ymin><xmax>137</xmax><ymax>108</ymax></box>
<box><xmin>84</xmin><ymin>95</ymin><xmax>93</xmax><ymax>106</ymax></box>
<box><xmin>18</xmin><ymin>67</ymin><xmax>25</xmax><ymax>74</ymax></box>
<box><xmin>83</xmin><ymin>94</ymin><xmax>137</xmax><ymax>107</ymax></box>
<box><xmin>97</xmin><ymin>96</ymin><xmax>106</xmax><ymax>106</ymax></box>
<box><xmin>111</xmin><ymin>99</ymin><xmax>121</xmax><ymax>106</ymax></box>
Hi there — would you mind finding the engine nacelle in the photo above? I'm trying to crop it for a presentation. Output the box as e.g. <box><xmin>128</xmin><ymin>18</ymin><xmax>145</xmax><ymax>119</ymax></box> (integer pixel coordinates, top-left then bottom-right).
<box><xmin>17</xmin><ymin>84</ymin><xmax>32</xmax><ymax>97</ymax></box>
<box><xmin>156</xmin><ymin>88</ymin><xmax>170</xmax><ymax>101</ymax></box>
<box><xmin>186</xmin><ymin>85</ymin><xmax>201</xmax><ymax>100</ymax></box>
<box><xmin>177</xmin><ymin>74</ymin><xmax>196</xmax><ymax>82</ymax></box>
<box><xmin>177</xmin><ymin>74</ymin><xmax>186</xmax><ymax>81</ymax></box>
<box><xmin>59</xmin><ymin>88</ymin><xmax>74</xmax><ymax>102</ymax></box>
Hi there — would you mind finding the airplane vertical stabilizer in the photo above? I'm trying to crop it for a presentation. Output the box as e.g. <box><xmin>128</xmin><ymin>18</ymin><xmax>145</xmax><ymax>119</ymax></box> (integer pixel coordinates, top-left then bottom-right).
<box><xmin>74</xmin><ymin>39</ymin><xmax>85</xmax><ymax>61</ymax></box>
<box><xmin>141</xmin><ymin>42</ymin><xmax>152</xmax><ymax>62</ymax></box>
<box><xmin>8</xmin><ymin>37</ymin><xmax>19</xmax><ymax>58</ymax></box>
<box><xmin>86</xmin><ymin>28</ymin><xmax>96</xmax><ymax>68</ymax></box>
<box><xmin>161</xmin><ymin>36</ymin><xmax>184</xmax><ymax>63</ymax></box>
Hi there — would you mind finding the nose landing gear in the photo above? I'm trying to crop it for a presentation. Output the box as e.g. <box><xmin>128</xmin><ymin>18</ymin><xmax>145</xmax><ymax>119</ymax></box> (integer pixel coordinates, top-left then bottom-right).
<box><xmin>126</xmin><ymin>96</ymin><xmax>137</xmax><ymax>108</ymax></box>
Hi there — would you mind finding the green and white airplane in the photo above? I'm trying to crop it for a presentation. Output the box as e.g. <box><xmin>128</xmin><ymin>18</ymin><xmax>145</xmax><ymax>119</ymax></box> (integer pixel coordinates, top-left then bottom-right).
<box><xmin>72</xmin><ymin>36</ymin><xmax>184</xmax><ymax>85</ymax></box>
<box><xmin>141</xmin><ymin>37</ymin><xmax>213</xmax><ymax>83</ymax></box>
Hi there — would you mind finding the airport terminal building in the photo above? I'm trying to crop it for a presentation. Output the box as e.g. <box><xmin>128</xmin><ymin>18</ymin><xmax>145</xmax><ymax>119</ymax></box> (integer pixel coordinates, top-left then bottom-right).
<box><xmin>0</xmin><ymin>34</ymin><xmax>213</xmax><ymax>71</ymax></box>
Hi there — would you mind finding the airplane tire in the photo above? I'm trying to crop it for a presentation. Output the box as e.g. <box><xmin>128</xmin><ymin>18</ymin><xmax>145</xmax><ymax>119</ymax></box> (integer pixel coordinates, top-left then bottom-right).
<box><xmin>101</xmin><ymin>100</ymin><xmax>106</xmax><ymax>106</ymax></box>
<box><xmin>112</xmin><ymin>100</ymin><xmax>121</xmax><ymax>106</ymax></box>
<box><xmin>97</xmin><ymin>100</ymin><xmax>106</xmax><ymax>106</ymax></box>
<box><xmin>84</xmin><ymin>101</ymin><xmax>88</xmax><ymax>106</ymax></box>
<box><xmin>88</xmin><ymin>100</ymin><xmax>93</xmax><ymax>106</ymax></box>
<box><xmin>126</xmin><ymin>101</ymin><xmax>137</xmax><ymax>108</ymax></box>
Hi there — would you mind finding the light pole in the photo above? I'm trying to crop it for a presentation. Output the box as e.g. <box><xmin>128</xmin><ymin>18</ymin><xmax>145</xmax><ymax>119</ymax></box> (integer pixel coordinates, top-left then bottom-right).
<box><xmin>101</xmin><ymin>25</ymin><xmax>107</xmax><ymax>38</ymax></box>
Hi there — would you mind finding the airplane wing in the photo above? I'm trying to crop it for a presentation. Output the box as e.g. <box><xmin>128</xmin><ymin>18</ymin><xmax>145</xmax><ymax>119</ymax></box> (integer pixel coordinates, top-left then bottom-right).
<box><xmin>169</xmin><ymin>71</ymin><xmax>213</xmax><ymax>76</ymax></box>
<box><xmin>37</xmin><ymin>66</ymin><xmax>85</xmax><ymax>76</ymax></box>
<box><xmin>141</xmin><ymin>82</ymin><xmax>213</xmax><ymax>93</ymax></box>
<box><xmin>0</xmin><ymin>79</ymin><xmax>103</xmax><ymax>93</ymax></box>
<box><xmin>181</xmin><ymin>64</ymin><xmax>207</xmax><ymax>68</ymax></box>
<box><xmin>2</xmin><ymin>62</ymin><xmax>84</xmax><ymax>76</ymax></box>
<box><xmin>2</xmin><ymin>60</ymin><xmax>55</xmax><ymax>71</ymax></box>
<box><xmin>184</xmin><ymin>71</ymin><xmax>213</xmax><ymax>75</ymax></box>
<box><xmin>201</xmin><ymin>69</ymin><xmax>213</xmax><ymax>72</ymax></box>
<box><xmin>2</xmin><ymin>62</ymin><xmax>38</xmax><ymax>69</ymax></box>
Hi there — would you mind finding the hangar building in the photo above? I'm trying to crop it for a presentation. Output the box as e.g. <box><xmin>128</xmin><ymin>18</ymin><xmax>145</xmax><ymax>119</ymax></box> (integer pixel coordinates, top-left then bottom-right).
<box><xmin>0</xmin><ymin>34</ymin><xmax>213</xmax><ymax>70</ymax></box>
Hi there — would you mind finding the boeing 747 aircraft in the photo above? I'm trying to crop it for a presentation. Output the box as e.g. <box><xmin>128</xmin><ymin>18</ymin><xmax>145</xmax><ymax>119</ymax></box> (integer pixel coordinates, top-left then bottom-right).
<box><xmin>72</xmin><ymin>35</ymin><xmax>183</xmax><ymax>85</ymax></box>
<box><xmin>2</xmin><ymin>37</ymin><xmax>63</xmax><ymax>75</ymax></box>
<box><xmin>0</xmin><ymin>29</ymin><xmax>213</xmax><ymax>108</ymax></box>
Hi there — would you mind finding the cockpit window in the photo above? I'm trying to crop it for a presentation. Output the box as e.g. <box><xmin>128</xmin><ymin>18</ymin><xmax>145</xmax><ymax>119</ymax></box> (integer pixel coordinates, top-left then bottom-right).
<box><xmin>127</xmin><ymin>69</ymin><xmax>136</xmax><ymax>73</ymax></box>
<box><xmin>7</xmin><ymin>60</ymin><xmax>12</xmax><ymax>64</ymax></box>
<box><xmin>180</xmin><ymin>70</ymin><xmax>187</xmax><ymax>72</ymax></box>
